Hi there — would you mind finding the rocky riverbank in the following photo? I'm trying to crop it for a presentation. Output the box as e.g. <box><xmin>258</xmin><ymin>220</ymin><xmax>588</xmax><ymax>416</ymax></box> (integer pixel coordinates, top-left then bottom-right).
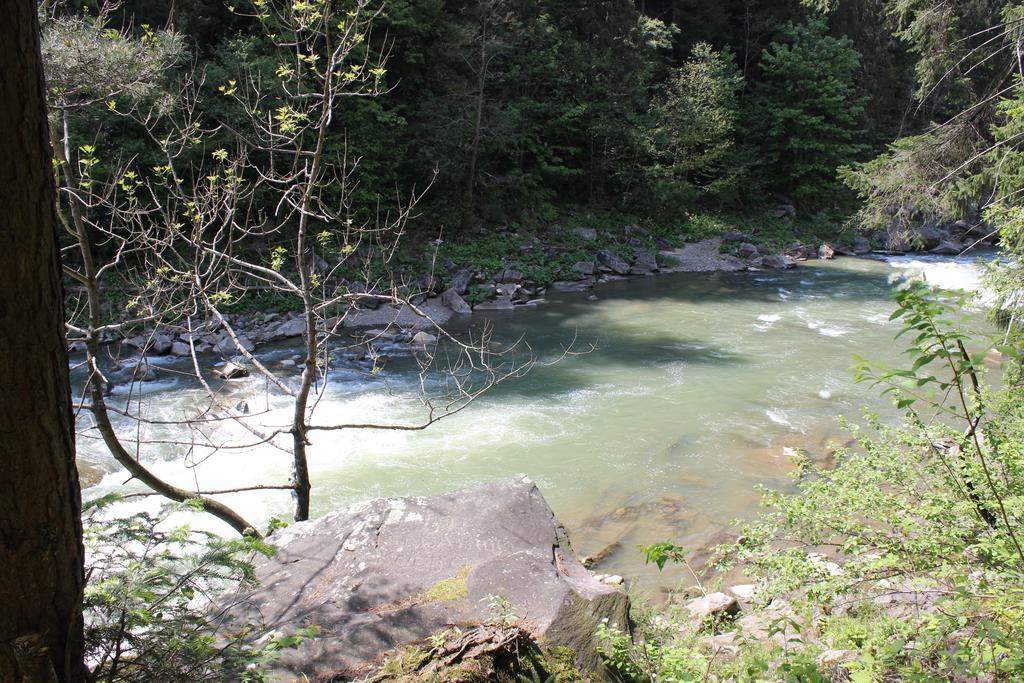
<box><xmin>75</xmin><ymin>210</ymin><xmax>998</xmax><ymax>387</ymax></box>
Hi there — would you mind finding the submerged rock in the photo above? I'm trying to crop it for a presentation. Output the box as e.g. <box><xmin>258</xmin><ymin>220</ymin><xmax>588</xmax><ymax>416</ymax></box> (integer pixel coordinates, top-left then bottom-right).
<box><xmin>215</xmin><ymin>361</ymin><xmax>249</xmax><ymax>380</ymax></box>
<box><xmin>221</xmin><ymin>476</ymin><xmax>628</xmax><ymax>678</ymax></box>
<box><xmin>474</xmin><ymin>296</ymin><xmax>515</xmax><ymax>311</ymax></box>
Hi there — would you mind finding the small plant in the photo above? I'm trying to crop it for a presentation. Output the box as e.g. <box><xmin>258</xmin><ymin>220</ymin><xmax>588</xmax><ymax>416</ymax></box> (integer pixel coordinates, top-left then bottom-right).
<box><xmin>482</xmin><ymin>594</ymin><xmax>518</xmax><ymax>627</ymax></box>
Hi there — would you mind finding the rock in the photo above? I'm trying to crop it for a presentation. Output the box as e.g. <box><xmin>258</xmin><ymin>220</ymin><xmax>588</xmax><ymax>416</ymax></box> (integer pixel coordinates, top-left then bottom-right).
<box><xmin>410</xmin><ymin>331</ymin><xmax>437</xmax><ymax>346</ymax></box>
<box><xmin>151</xmin><ymin>333</ymin><xmax>173</xmax><ymax>355</ymax></box>
<box><xmin>918</xmin><ymin>224</ymin><xmax>945</xmax><ymax>249</ymax></box>
<box><xmin>738</xmin><ymin>242</ymin><xmax>759</xmax><ymax>258</ymax></box>
<box><xmin>684</xmin><ymin>592</ymin><xmax>739</xmax><ymax>624</ymax></box>
<box><xmin>774</xmin><ymin>204</ymin><xmax>796</xmax><ymax>219</ymax></box>
<box><xmin>441</xmin><ymin>288</ymin><xmax>472</xmax><ymax>314</ymax></box>
<box><xmin>272</xmin><ymin>318</ymin><xmax>306</xmax><ymax>339</ymax></box>
<box><xmin>549</xmin><ymin>280</ymin><xmax>594</xmax><ymax>293</ymax></box>
<box><xmin>722</xmin><ymin>229</ymin><xmax>751</xmax><ymax>243</ymax></box>
<box><xmin>123</xmin><ymin>335</ymin><xmax>148</xmax><ymax>351</ymax></box>
<box><xmin>572</xmin><ymin>261</ymin><xmax>596</xmax><ymax>277</ymax></box>
<box><xmin>733</xmin><ymin>599</ymin><xmax>802</xmax><ymax>646</ymax></box>
<box><xmin>519</xmin><ymin>236</ymin><xmax>543</xmax><ymax>252</ymax></box>
<box><xmin>885</xmin><ymin>224</ymin><xmax>913</xmax><ymax>252</ymax></box>
<box><xmin>817</xmin><ymin>649</ymin><xmax>858</xmax><ymax>670</ymax></box>
<box><xmin>659</xmin><ymin>238</ymin><xmax>746</xmax><ymax>273</ymax></box>
<box><xmin>416</xmin><ymin>273</ymin><xmax>441</xmax><ymax>294</ymax></box>
<box><xmin>596</xmin><ymin>249</ymin><xmax>631</xmax><ymax>276</ymax></box>
<box><xmin>126</xmin><ymin>361</ymin><xmax>158</xmax><ymax>382</ymax></box>
<box><xmin>599</xmin><ymin>575</ymin><xmax>624</xmax><ymax>586</ymax></box>
<box><xmin>817</xmin><ymin>243</ymin><xmax>835</xmax><ymax>260</ymax></box>
<box><xmin>234</xmin><ymin>400</ymin><xmax>250</xmax><ymax>415</ymax></box>
<box><xmin>727</xmin><ymin>584</ymin><xmax>757</xmax><ymax>602</ymax></box>
<box><xmin>215</xmin><ymin>334</ymin><xmax>254</xmax><ymax>356</ymax></box>
<box><xmin>495</xmin><ymin>282</ymin><xmax>521</xmax><ymax>299</ymax></box>
<box><xmin>306</xmin><ymin>252</ymin><xmax>330</xmax><ymax>274</ymax></box>
<box><xmin>630</xmin><ymin>249</ymin><xmax>659</xmax><ymax>274</ymax></box>
<box><xmin>448</xmin><ymin>269</ymin><xmax>474</xmax><ymax>295</ymax></box>
<box><xmin>755</xmin><ymin>254</ymin><xmax>796</xmax><ymax>270</ymax></box>
<box><xmin>351</xmin><ymin>282</ymin><xmax>382</xmax><ymax>310</ymax></box>
<box><xmin>853</xmin><ymin>235</ymin><xmax>871</xmax><ymax>254</ymax></box>
<box><xmin>572</xmin><ymin>227</ymin><xmax>598</xmax><ymax>241</ymax></box>
<box><xmin>170</xmin><ymin>341</ymin><xmax>192</xmax><ymax>357</ymax></box>
<box><xmin>474</xmin><ymin>297</ymin><xmax>515</xmax><ymax>311</ymax></box>
<box><xmin>930</xmin><ymin>239</ymin><xmax>963</xmax><ymax>255</ymax></box>
<box><xmin>702</xmin><ymin>632</ymin><xmax>740</xmax><ymax>657</ymax></box>
<box><xmin>785</xmin><ymin>243</ymin><xmax>813</xmax><ymax>260</ymax></box>
<box><xmin>494</xmin><ymin>267</ymin><xmax>524</xmax><ymax>283</ymax></box>
<box><xmin>215</xmin><ymin>361</ymin><xmax>249</xmax><ymax>380</ymax></box>
<box><xmin>221</xmin><ymin>477</ymin><xmax>629</xmax><ymax>677</ymax></box>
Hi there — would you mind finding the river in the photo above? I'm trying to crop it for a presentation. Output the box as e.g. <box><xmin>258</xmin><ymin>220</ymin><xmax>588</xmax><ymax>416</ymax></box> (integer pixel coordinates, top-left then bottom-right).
<box><xmin>75</xmin><ymin>252</ymin><xmax>995</xmax><ymax>594</ymax></box>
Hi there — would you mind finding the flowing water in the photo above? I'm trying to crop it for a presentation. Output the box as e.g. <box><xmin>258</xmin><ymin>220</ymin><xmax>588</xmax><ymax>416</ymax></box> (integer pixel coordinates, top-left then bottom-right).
<box><xmin>75</xmin><ymin>252</ymin><xmax>995</xmax><ymax>594</ymax></box>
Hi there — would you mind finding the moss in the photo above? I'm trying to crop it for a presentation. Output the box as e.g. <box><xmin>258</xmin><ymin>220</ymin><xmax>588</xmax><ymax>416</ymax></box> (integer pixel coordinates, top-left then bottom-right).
<box><xmin>543</xmin><ymin>645</ymin><xmax>585</xmax><ymax>683</ymax></box>
<box><xmin>423</xmin><ymin>565</ymin><xmax>471</xmax><ymax>604</ymax></box>
<box><xmin>372</xmin><ymin>646</ymin><xmax>433</xmax><ymax>679</ymax></box>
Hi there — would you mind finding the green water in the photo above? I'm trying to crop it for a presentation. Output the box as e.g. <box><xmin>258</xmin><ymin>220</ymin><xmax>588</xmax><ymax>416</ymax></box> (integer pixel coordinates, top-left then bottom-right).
<box><xmin>80</xmin><ymin>254</ymin><xmax>991</xmax><ymax>593</ymax></box>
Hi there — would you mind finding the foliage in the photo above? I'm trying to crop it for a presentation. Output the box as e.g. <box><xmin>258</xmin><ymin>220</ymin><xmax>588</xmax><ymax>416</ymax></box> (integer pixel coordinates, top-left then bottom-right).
<box><xmin>840</xmin><ymin>125</ymin><xmax>984</xmax><ymax>233</ymax></box>
<box><xmin>81</xmin><ymin>497</ymin><xmax>310</xmax><ymax>681</ymax></box>
<box><xmin>721</xmin><ymin>282</ymin><xmax>1024</xmax><ymax>680</ymax></box>
<box><xmin>746</xmin><ymin>18</ymin><xmax>868</xmax><ymax>201</ymax></box>
<box><xmin>40</xmin><ymin>9</ymin><xmax>186</xmax><ymax>113</ymax></box>
<box><xmin>637</xmin><ymin>43</ymin><xmax>743</xmax><ymax>214</ymax></box>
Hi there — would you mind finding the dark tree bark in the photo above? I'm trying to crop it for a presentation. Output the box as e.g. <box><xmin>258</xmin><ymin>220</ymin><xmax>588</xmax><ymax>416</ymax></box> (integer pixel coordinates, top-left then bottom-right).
<box><xmin>0</xmin><ymin>2</ymin><xmax>85</xmax><ymax>681</ymax></box>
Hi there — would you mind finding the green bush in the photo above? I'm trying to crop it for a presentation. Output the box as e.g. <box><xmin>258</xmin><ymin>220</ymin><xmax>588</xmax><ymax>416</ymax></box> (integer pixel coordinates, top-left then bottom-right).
<box><xmin>82</xmin><ymin>498</ymin><xmax>310</xmax><ymax>682</ymax></box>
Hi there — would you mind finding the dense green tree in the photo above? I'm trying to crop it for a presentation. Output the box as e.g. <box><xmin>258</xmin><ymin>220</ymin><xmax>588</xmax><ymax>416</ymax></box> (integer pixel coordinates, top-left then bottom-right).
<box><xmin>746</xmin><ymin>17</ymin><xmax>867</xmax><ymax>201</ymax></box>
<box><xmin>637</xmin><ymin>43</ymin><xmax>743</xmax><ymax>213</ymax></box>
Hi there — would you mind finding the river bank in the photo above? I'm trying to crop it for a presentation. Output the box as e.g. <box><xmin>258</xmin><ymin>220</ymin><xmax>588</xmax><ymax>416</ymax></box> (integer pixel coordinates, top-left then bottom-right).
<box><xmin>81</xmin><ymin>206</ymin><xmax>998</xmax><ymax>376</ymax></box>
<box><xmin>75</xmin><ymin>248</ymin><xmax>999</xmax><ymax>597</ymax></box>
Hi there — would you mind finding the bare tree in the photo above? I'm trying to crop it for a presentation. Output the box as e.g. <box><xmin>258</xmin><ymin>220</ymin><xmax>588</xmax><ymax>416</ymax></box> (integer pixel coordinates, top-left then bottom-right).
<box><xmin>49</xmin><ymin>0</ymin><xmax>548</xmax><ymax>529</ymax></box>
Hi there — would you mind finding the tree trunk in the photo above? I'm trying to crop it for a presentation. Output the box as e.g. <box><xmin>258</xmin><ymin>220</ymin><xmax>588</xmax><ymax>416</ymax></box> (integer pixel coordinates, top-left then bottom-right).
<box><xmin>0</xmin><ymin>2</ymin><xmax>85</xmax><ymax>682</ymax></box>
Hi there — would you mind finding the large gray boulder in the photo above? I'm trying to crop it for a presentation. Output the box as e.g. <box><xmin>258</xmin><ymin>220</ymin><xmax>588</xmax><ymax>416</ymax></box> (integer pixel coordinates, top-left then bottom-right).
<box><xmin>223</xmin><ymin>477</ymin><xmax>629</xmax><ymax>679</ymax></box>
<box><xmin>441</xmin><ymin>287</ymin><xmax>472</xmax><ymax>314</ymax></box>
<box><xmin>630</xmin><ymin>249</ymin><xmax>659</xmax><ymax>275</ymax></box>
<box><xmin>597</xmin><ymin>249</ymin><xmax>631</xmax><ymax>276</ymax></box>
<box><xmin>754</xmin><ymin>254</ymin><xmax>796</xmax><ymax>270</ymax></box>
<box><xmin>271</xmin><ymin>317</ymin><xmax>306</xmax><ymax>340</ymax></box>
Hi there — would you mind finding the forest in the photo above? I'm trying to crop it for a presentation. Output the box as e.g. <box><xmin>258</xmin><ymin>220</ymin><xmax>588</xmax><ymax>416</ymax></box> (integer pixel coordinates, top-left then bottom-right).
<box><xmin>3</xmin><ymin>0</ymin><xmax>1024</xmax><ymax>681</ymax></box>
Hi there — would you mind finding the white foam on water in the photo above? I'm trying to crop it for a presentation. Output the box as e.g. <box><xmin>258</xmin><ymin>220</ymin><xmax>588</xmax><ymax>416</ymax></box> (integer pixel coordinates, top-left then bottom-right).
<box><xmin>818</xmin><ymin>389</ymin><xmax>832</xmax><ymax>400</ymax></box>
<box><xmin>758</xmin><ymin>314</ymin><xmax>782</xmax><ymax>323</ymax></box>
<box><xmin>805</xmin><ymin>319</ymin><xmax>849</xmax><ymax>337</ymax></box>
<box><xmin>765</xmin><ymin>408</ymin><xmax>793</xmax><ymax>428</ymax></box>
<box><xmin>883</xmin><ymin>252</ymin><xmax>996</xmax><ymax>303</ymax></box>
